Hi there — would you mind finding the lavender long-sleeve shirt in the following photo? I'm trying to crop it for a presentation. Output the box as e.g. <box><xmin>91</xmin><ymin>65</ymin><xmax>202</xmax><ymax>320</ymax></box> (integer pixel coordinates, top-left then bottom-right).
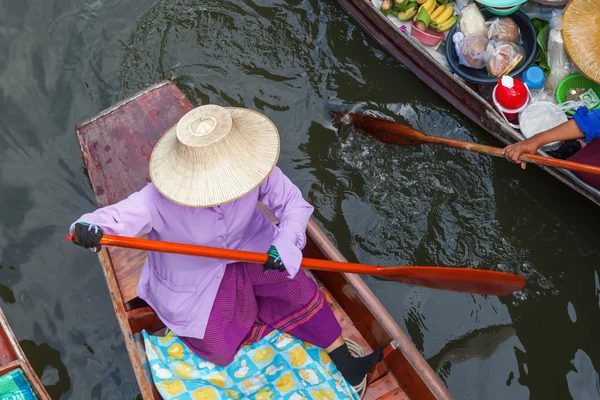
<box><xmin>74</xmin><ymin>167</ymin><xmax>314</xmax><ymax>339</ymax></box>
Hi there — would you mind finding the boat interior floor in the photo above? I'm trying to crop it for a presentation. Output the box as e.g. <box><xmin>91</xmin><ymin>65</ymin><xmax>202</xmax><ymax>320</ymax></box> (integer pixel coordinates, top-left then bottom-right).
<box><xmin>128</xmin><ymin>274</ymin><xmax>409</xmax><ymax>399</ymax></box>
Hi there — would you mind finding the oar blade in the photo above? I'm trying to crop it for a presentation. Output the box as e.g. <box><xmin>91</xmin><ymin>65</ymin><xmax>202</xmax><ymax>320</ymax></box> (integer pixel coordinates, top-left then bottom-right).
<box><xmin>378</xmin><ymin>267</ymin><xmax>526</xmax><ymax>296</ymax></box>
<box><xmin>332</xmin><ymin>111</ymin><xmax>428</xmax><ymax>146</ymax></box>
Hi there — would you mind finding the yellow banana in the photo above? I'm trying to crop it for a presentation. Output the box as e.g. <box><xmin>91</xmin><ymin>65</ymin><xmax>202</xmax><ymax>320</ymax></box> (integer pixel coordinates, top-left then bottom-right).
<box><xmin>413</xmin><ymin>5</ymin><xmax>422</xmax><ymax>21</ymax></box>
<box><xmin>416</xmin><ymin>0</ymin><xmax>427</xmax><ymax>4</ymax></box>
<box><xmin>397</xmin><ymin>7</ymin><xmax>417</xmax><ymax>20</ymax></box>
<box><xmin>424</xmin><ymin>0</ymin><xmax>436</xmax><ymax>14</ymax></box>
<box><xmin>429</xmin><ymin>4</ymin><xmax>446</xmax><ymax>20</ymax></box>
<box><xmin>435</xmin><ymin>16</ymin><xmax>457</xmax><ymax>31</ymax></box>
<box><xmin>433</xmin><ymin>5</ymin><xmax>454</xmax><ymax>24</ymax></box>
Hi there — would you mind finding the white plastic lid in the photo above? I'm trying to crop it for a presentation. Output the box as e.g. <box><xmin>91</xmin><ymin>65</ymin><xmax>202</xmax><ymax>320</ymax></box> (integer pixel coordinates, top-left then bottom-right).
<box><xmin>501</xmin><ymin>75</ymin><xmax>514</xmax><ymax>89</ymax></box>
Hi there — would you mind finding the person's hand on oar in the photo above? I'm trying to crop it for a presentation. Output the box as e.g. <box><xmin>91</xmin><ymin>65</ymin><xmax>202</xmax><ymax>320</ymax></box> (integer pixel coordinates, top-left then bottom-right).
<box><xmin>263</xmin><ymin>246</ymin><xmax>286</xmax><ymax>272</ymax></box>
<box><xmin>71</xmin><ymin>222</ymin><xmax>104</xmax><ymax>253</ymax></box>
<box><xmin>502</xmin><ymin>137</ymin><xmax>541</xmax><ymax>170</ymax></box>
<box><xmin>502</xmin><ymin>119</ymin><xmax>589</xmax><ymax>170</ymax></box>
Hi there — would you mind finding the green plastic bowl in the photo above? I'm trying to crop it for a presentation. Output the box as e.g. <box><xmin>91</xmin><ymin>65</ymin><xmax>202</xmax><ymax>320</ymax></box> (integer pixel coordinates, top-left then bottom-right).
<box><xmin>484</xmin><ymin>4</ymin><xmax>522</xmax><ymax>16</ymax></box>
<box><xmin>556</xmin><ymin>74</ymin><xmax>600</xmax><ymax>116</ymax></box>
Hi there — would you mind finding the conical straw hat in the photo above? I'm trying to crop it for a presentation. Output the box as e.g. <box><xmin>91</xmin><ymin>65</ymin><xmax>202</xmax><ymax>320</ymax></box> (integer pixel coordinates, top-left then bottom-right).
<box><xmin>563</xmin><ymin>0</ymin><xmax>600</xmax><ymax>84</ymax></box>
<box><xmin>150</xmin><ymin>105</ymin><xmax>280</xmax><ymax>207</ymax></box>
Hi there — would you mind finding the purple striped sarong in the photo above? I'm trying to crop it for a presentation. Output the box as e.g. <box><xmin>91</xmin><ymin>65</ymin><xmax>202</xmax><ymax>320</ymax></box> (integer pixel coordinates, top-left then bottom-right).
<box><xmin>180</xmin><ymin>262</ymin><xmax>342</xmax><ymax>366</ymax></box>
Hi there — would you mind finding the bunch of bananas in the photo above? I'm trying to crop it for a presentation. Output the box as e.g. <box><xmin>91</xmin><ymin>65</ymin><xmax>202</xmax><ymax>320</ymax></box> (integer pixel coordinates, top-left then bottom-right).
<box><xmin>380</xmin><ymin>0</ymin><xmax>419</xmax><ymax>21</ymax></box>
<box><xmin>411</xmin><ymin>0</ymin><xmax>457</xmax><ymax>32</ymax></box>
<box><xmin>381</xmin><ymin>0</ymin><xmax>457</xmax><ymax>31</ymax></box>
<box><xmin>429</xmin><ymin>3</ymin><xmax>457</xmax><ymax>32</ymax></box>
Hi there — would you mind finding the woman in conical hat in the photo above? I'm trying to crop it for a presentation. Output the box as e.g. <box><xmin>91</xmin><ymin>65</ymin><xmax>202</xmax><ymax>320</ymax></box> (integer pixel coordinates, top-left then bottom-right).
<box><xmin>70</xmin><ymin>105</ymin><xmax>382</xmax><ymax>386</ymax></box>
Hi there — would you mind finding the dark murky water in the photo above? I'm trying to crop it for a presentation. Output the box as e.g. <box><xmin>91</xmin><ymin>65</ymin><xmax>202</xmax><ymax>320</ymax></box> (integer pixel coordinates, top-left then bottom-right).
<box><xmin>1</xmin><ymin>0</ymin><xmax>599</xmax><ymax>398</ymax></box>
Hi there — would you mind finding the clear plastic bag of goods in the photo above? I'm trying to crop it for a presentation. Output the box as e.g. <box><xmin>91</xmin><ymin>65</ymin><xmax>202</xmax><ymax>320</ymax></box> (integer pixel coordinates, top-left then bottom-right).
<box><xmin>453</xmin><ymin>32</ymin><xmax>489</xmax><ymax>69</ymax></box>
<box><xmin>459</xmin><ymin>4</ymin><xmax>487</xmax><ymax>37</ymax></box>
<box><xmin>530</xmin><ymin>89</ymin><xmax>555</xmax><ymax>104</ymax></box>
<box><xmin>484</xmin><ymin>41</ymin><xmax>525</xmax><ymax>77</ymax></box>
<box><xmin>519</xmin><ymin>101</ymin><xmax>568</xmax><ymax>151</ymax></box>
<box><xmin>455</xmin><ymin>0</ymin><xmax>472</xmax><ymax>13</ymax></box>
<box><xmin>486</xmin><ymin>17</ymin><xmax>520</xmax><ymax>43</ymax></box>
<box><xmin>519</xmin><ymin>2</ymin><xmax>556</xmax><ymax>21</ymax></box>
<box><xmin>545</xmin><ymin>10</ymin><xmax>575</xmax><ymax>91</ymax></box>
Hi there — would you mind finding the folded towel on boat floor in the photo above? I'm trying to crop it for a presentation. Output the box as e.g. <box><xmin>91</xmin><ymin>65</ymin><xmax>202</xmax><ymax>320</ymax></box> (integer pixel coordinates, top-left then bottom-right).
<box><xmin>142</xmin><ymin>329</ymin><xmax>360</xmax><ymax>400</ymax></box>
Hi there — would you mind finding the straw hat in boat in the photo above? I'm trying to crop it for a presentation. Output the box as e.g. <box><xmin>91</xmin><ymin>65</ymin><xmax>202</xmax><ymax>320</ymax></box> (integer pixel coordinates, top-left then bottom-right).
<box><xmin>563</xmin><ymin>0</ymin><xmax>600</xmax><ymax>84</ymax></box>
<box><xmin>149</xmin><ymin>104</ymin><xmax>280</xmax><ymax>207</ymax></box>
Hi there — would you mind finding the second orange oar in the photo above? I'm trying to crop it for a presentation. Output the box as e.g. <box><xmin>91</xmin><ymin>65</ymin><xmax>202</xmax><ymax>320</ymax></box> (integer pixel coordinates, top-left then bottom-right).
<box><xmin>98</xmin><ymin>234</ymin><xmax>525</xmax><ymax>296</ymax></box>
<box><xmin>340</xmin><ymin>112</ymin><xmax>600</xmax><ymax>177</ymax></box>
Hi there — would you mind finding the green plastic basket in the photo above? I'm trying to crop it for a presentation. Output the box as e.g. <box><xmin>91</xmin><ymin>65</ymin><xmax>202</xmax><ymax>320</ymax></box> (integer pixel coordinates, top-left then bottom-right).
<box><xmin>556</xmin><ymin>73</ymin><xmax>600</xmax><ymax>116</ymax></box>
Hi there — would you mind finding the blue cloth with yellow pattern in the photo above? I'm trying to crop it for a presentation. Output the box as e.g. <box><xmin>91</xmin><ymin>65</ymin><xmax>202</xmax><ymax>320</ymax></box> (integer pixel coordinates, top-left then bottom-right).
<box><xmin>142</xmin><ymin>329</ymin><xmax>360</xmax><ymax>400</ymax></box>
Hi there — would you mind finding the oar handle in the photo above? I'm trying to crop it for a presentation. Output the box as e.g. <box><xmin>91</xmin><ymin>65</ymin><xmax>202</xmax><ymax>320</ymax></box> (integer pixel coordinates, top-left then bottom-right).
<box><xmin>426</xmin><ymin>136</ymin><xmax>503</xmax><ymax>157</ymax></box>
<box><xmin>518</xmin><ymin>153</ymin><xmax>600</xmax><ymax>175</ymax></box>
<box><xmin>426</xmin><ymin>136</ymin><xmax>600</xmax><ymax>176</ymax></box>
<box><xmin>100</xmin><ymin>234</ymin><xmax>385</xmax><ymax>275</ymax></box>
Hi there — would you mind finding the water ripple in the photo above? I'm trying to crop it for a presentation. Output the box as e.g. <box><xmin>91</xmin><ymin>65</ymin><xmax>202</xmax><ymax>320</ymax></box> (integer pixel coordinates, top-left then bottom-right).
<box><xmin>1</xmin><ymin>0</ymin><xmax>599</xmax><ymax>399</ymax></box>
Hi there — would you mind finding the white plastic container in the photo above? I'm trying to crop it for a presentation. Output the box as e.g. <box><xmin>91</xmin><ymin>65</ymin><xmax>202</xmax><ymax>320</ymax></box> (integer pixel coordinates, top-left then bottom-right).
<box><xmin>492</xmin><ymin>76</ymin><xmax>531</xmax><ymax>129</ymax></box>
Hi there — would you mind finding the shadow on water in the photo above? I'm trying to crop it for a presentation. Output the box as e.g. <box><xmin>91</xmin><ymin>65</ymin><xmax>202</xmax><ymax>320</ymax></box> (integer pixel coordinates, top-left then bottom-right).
<box><xmin>427</xmin><ymin>324</ymin><xmax>516</xmax><ymax>377</ymax></box>
<box><xmin>21</xmin><ymin>340</ymin><xmax>70</xmax><ymax>399</ymax></box>
<box><xmin>0</xmin><ymin>0</ymin><xmax>599</xmax><ymax>398</ymax></box>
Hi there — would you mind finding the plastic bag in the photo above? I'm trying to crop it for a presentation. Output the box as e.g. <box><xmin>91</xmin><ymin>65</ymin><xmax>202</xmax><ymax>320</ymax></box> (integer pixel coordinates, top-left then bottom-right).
<box><xmin>519</xmin><ymin>1</ymin><xmax>556</xmax><ymax>21</ymax></box>
<box><xmin>519</xmin><ymin>101</ymin><xmax>568</xmax><ymax>151</ymax></box>
<box><xmin>545</xmin><ymin>10</ymin><xmax>575</xmax><ymax>91</ymax></box>
<box><xmin>559</xmin><ymin>100</ymin><xmax>585</xmax><ymax>113</ymax></box>
<box><xmin>459</xmin><ymin>4</ymin><xmax>487</xmax><ymax>37</ymax></box>
<box><xmin>453</xmin><ymin>32</ymin><xmax>489</xmax><ymax>69</ymax></box>
<box><xmin>454</xmin><ymin>0</ymin><xmax>472</xmax><ymax>13</ymax></box>
<box><xmin>486</xmin><ymin>17</ymin><xmax>520</xmax><ymax>43</ymax></box>
<box><xmin>530</xmin><ymin>89</ymin><xmax>555</xmax><ymax>104</ymax></box>
<box><xmin>484</xmin><ymin>41</ymin><xmax>525</xmax><ymax>77</ymax></box>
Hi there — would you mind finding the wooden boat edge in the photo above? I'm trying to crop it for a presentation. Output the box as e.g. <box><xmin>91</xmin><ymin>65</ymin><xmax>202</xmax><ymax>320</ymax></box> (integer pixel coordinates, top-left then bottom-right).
<box><xmin>0</xmin><ymin>308</ymin><xmax>51</xmax><ymax>399</ymax></box>
<box><xmin>336</xmin><ymin>0</ymin><xmax>600</xmax><ymax>207</ymax></box>
<box><xmin>94</xmin><ymin>249</ymin><xmax>160</xmax><ymax>398</ymax></box>
<box><xmin>76</xmin><ymin>81</ymin><xmax>172</xmax><ymax>130</ymax></box>
<box><xmin>307</xmin><ymin>221</ymin><xmax>451</xmax><ymax>399</ymax></box>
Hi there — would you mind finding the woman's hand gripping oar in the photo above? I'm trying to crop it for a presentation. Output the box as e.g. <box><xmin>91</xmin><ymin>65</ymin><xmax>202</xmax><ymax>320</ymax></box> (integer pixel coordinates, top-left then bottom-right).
<box><xmin>68</xmin><ymin>233</ymin><xmax>525</xmax><ymax>296</ymax></box>
<box><xmin>335</xmin><ymin>112</ymin><xmax>600</xmax><ymax>177</ymax></box>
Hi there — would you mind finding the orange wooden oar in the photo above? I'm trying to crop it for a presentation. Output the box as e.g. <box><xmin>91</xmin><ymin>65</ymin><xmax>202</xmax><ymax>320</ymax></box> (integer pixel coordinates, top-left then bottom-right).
<box><xmin>340</xmin><ymin>112</ymin><xmax>600</xmax><ymax>176</ymax></box>
<box><xmin>95</xmin><ymin>234</ymin><xmax>525</xmax><ymax>296</ymax></box>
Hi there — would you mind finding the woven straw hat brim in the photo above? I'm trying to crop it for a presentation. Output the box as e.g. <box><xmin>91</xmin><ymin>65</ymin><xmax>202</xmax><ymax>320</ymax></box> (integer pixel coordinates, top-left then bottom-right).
<box><xmin>150</xmin><ymin>107</ymin><xmax>280</xmax><ymax>208</ymax></box>
<box><xmin>563</xmin><ymin>0</ymin><xmax>600</xmax><ymax>84</ymax></box>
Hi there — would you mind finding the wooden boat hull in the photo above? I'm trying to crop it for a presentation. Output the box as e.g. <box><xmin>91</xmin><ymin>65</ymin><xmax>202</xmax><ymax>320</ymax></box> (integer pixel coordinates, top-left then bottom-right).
<box><xmin>336</xmin><ymin>0</ymin><xmax>600</xmax><ymax>206</ymax></box>
<box><xmin>0</xmin><ymin>307</ymin><xmax>50</xmax><ymax>399</ymax></box>
<box><xmin>75</xmin><ymin>80</ymin><xmax>452</xmax><ymax>399</ymax></box>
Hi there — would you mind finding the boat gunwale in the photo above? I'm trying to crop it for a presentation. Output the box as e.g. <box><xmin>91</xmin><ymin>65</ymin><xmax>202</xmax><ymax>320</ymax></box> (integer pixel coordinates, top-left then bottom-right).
<box><xmin>337</xmin><ymin>0</ymin><xmax>600</xmax><ymax>206</ymax></box>
<box><xmin>76</xmin><ymin>81</ymin><xmax>171</xmax><ymax>129</ymax></box>
<box><xmin>0</xmin><ymin>308</ymin><xmax>51</xmax><ymax>399</ymax></box>
<box><xmin>307</xmin><ymin>221</ymin><xmax>452</xmax><ymax>399</ymax></box>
